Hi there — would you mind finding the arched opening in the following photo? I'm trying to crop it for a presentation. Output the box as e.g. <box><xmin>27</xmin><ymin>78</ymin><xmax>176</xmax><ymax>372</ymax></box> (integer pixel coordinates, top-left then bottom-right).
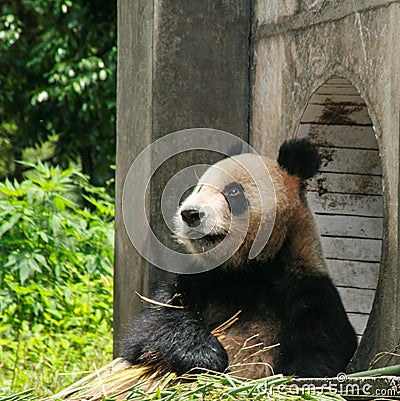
<box><xmin>296</xmin><ymin>76</ymin><xmax>383</xmax><ymax>344</ymax></box>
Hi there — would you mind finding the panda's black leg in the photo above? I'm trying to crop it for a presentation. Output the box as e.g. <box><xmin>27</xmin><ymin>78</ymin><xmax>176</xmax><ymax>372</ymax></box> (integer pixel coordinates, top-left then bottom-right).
<box><xmin>276</xmin><ymin>271</ymin><xmax>357</xmax><ymax>377</ymax></box>
<box><xmin>121</xmin><ymin>288</ymin><xmax>228</xmax><ymax>375</ymax></box>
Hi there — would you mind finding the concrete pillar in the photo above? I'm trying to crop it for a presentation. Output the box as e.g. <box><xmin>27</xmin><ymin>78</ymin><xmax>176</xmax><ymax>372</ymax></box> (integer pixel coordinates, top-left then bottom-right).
<box><xmin>114</xmin><ymin>0</ymin><xmax>251</xmax><ymax>355</ymax></box>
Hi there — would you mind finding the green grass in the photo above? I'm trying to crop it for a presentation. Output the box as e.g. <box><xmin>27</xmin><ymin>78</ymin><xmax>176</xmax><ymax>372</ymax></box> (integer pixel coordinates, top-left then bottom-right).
<box><xmin>49</xmin><ymin>360</ymin><xmax>348</xmax><ymax>401</ymax></box>
<box><xmin>0</xmin><ymin>162</ymin><xmax>114</xmax><ymax>396</ymax></box>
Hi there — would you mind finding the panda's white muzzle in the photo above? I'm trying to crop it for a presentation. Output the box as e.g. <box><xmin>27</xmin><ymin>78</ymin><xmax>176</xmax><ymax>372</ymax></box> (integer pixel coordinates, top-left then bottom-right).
<box><xmin>180</xmin><ymin>208</ymin><xmax>204</xmax><ymax>228</ymax></box>
<box><xmin>178</xmin><ymin>204</ymin><xmax>219</xmax><ymax>239</ymax></box>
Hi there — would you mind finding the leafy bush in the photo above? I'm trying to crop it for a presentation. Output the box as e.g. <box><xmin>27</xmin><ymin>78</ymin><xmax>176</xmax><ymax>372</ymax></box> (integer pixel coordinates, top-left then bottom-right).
<box><xmin>0</xmin><ymin>162</ymin><xmax>114</xmax><ymax>394</ymax></box>
<box><xmin>0</xmin><ymin>1</ymin><xmax>116</xmax><ymax>185</ymax></box>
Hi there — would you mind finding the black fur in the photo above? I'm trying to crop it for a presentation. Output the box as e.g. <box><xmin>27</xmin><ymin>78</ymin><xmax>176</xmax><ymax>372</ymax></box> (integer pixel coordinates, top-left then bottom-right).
<box><xmin>278</xmin><ymin>138</ymin><xmax>320</xmax><ymax>180</ymax></box>
<box><xmin>224</xmin><ymin>141</ymin><xmax>251</xmax><ymax>157</ymax></box>
<box><xmin>122</xmin><ymin>286</ymin><xmax>228</xmax><ymax>375</ymax></box>
<box><xmin>222</xmin><ymin>182</ymin><xmax>248</xmax><ymax>215</ymax></box>
<box><xmin>122</xmin><ymin>247</ymin><xmax>357</xmax><ymax>377</ymax></box>
<box><xmin>274</xmin><ymin>272</ymin><xmax>357</xmax><ymax>376</ymax></box>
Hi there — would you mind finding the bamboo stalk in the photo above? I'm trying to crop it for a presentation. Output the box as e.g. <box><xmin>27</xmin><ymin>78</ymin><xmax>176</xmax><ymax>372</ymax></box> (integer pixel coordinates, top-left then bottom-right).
<box><xmin>348</xmin><ymin>364</ymin><xmax>400</xmax><ymax>377</ymax></box>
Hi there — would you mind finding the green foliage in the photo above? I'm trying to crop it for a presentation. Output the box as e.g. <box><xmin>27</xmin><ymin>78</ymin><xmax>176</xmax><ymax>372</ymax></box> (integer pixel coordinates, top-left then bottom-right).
<box><xmin>52</xmin><ymin>364</ymin><xmax>348</xmax><ymax>401</ymax></box>
<box><xmin>0</xmin><ymin>162</ymin><xmax>114</xmax><ymax>395</ymax></box>
<box><xmin>0</xmin><ymin>1</ymin><xmax>116</xmax><ymax>185</ymax></box>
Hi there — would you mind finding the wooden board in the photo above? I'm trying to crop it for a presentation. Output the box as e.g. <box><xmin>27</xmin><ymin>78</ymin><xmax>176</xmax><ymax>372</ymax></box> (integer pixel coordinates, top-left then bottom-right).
<box><xmin>327</xmin><ymin>260</ymin><xmax>380</xmax><ymax>289</ymax></box>
<box><xmin>337</xmin><ymin>287</ymin><xmax>375</xmax><ymax>314</ymax></box>
<box><xmin>302</xmin><ymin>104</ymin><xmax>372</xmax><ymax>125</ymax></box>
<box><xmin>315</xmin><ymin>85</ymin><xmax>362</xmax><ymax>96</ymax></box>
<box><xmin>317</xmin><ymin>147</ymin><xmax>381</xmax><ymax>175</ymax></box>
<box><xmin>308</xmin><ymin>94</ymin><xmax>367</xmax><ymax>105</ymax></box>
<box><xmin>308</xmin><ymin>192</ymin><xmax>383</xmax><ymax>217</ymax></box>
<box><xmin>347</xmin><ymin>313</ymin><xmax>369</xmax><ymax>336</ymax></box>
<box><xmin>298</xmin><ymin>124</ymin><xmax>378</xmax><ymax>150</ymax></box>
<box><xmin>321</xmin><ymin>237</ymin><xmax>382</xmax><ymax>262</ymax></box>
<box><xmin>307</xmin><ymin>172</ymin><xmax>382</xmax><ymax>195</ymax></box>
<box><xmin>315</xmin><ymin>215</ymin><xmax>382</xmax><ymax>239</ymax></box>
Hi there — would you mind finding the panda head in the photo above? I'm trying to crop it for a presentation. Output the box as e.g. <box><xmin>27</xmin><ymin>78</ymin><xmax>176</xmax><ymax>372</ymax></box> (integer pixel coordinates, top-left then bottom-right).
<box><xmin>174</xmin><ymin>139</ymin><xmax>320</xmax><ymax>268</ymax></box>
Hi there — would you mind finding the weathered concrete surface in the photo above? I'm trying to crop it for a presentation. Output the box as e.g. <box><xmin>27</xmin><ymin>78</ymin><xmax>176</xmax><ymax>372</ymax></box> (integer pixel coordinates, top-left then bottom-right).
<box><xmin>116</xmin><ymin>0</ymin><xmax>400</xmax><ymax>369</ymax></box>
<box><xmin>114</xmin><ymin>0</ymin><xmax>153</xmax><ymax>357</ymax></box>
<box><xmin>114</xmin><ymin>0</ymin><xmax>250</xmax><ymax>355</ymax></box>
<box><xmin>255</xmin><ymin>0</ymin><xmax>399</xmax><ymax>36</ymax></box>
<box><xmin>254</xmin><ymin>0</ymin><xmax>297</xmax><ymax>24</ymax></box>
<box><xmin>252</xmin><ymin>1</ymin><xmax>400</xmax><ymax>370</ymax></box>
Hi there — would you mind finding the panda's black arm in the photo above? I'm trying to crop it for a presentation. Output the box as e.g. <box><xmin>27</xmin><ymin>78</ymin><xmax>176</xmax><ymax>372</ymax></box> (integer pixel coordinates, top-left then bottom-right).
<box><xmin>121</xmin><ymin>287</ymin><xmax>228</xmax><ymax>375</ymax></box>
<box><xmin>276</xmin><ymin>271</ymin><xmax>357</xmax><ymax>377</ymax></box>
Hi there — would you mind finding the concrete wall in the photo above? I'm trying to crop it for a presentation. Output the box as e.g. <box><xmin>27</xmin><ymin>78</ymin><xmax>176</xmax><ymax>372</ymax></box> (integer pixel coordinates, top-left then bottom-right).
<box><xmin>114</xmin><ymin>0</ymin><xmax>250</xmax><ymax>355</ymax></box>
<box><xmin>252</xmin><ymin>0</ymin><xmax>400</xmax><ymax>370</ymax></box>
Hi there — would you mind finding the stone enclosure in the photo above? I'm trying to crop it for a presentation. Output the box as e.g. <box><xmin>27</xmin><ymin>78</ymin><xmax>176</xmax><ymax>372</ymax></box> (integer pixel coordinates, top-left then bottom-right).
<box><xmin>115</xmin><ymin>0</ymin><xmax>400</xmax><ymax>371</ymax></box>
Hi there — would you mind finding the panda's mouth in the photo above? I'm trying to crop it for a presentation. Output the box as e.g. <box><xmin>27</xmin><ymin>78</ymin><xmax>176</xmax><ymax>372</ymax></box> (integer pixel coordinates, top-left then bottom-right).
<box><xmin>193</xmin><ymin>232</ymin><xmax>226</xmax><ymax>248</ymax></box>
<box><xmin>203</xmin><ymin>233</ymin><xmax>225</xmax><ymax>244</ymax></box>
<box><xmin>181</xmin><ymin>226</ymin><xmax>226</xmax><ymax>242</ymax></box>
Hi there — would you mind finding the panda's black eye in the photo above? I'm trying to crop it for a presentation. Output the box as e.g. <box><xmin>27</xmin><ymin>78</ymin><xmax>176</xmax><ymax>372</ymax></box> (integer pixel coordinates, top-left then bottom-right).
<box><xmin>227</xmin><ymin>187</ymin><xmax>240</xmax><ymax>197</ymax></box>
<box><xmin>222</xmin><ymin>182</ymin><xmax>247</xmax><ymax>215</ymax></box>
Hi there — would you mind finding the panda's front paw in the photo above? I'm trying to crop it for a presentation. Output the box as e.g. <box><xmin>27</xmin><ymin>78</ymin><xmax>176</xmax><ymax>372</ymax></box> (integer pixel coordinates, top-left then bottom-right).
<box><xmin>168</xmin><ymin>337</ymin><xmax>229</xmax><ymax>375</ymax></box>
<box><xmin>122</xmin><ymin>329</ymin><xmax>228</xmax><ymax>375</ymax></box>
<box><xmin>122</xmin><ymin>335</ymin><xmax>160</xmax><ymax>367</ymax></box>
<box><xmin>121</xmin><ymin>304</ymin><xmax>229</xmax><ymax>375</ymax></box>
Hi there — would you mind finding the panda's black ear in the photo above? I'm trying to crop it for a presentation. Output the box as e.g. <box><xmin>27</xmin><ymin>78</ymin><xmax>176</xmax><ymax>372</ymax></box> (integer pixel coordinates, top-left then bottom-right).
<box><xmin>277</xmin><ymin>138</ymin><xmax>320</xmax><ymax>180</ymax></box>
<box><xmin>226</xmin><ymin>141</ymin><xmax>251</xmax><ymax>157</ymax></box>
<box><xmin>221</xmin><ymin>141</ymin><xmax>251</xmax><ymax>159</ymax></box>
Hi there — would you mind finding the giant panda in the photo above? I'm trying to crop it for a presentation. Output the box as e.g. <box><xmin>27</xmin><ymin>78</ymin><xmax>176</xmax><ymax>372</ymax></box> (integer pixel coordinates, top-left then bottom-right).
<box><xmin>122</xmin><ymin>138</ymin><xmax>357</xmax><ymax>378</ymax></box>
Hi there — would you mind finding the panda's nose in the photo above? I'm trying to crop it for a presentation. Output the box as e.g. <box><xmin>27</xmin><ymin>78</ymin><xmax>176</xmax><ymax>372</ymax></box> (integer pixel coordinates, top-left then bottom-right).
<box><xmin>181</xmin><ymin>209</ymin><xmax>205</xmax><ymax>228</ymax></box>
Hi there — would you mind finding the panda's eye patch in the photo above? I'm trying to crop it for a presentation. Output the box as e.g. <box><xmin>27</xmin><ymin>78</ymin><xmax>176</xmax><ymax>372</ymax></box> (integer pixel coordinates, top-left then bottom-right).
<box><xmin>222</xmin><ymin>182</ymin><xmax>247</xmax><ymax>215</ymax></box>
